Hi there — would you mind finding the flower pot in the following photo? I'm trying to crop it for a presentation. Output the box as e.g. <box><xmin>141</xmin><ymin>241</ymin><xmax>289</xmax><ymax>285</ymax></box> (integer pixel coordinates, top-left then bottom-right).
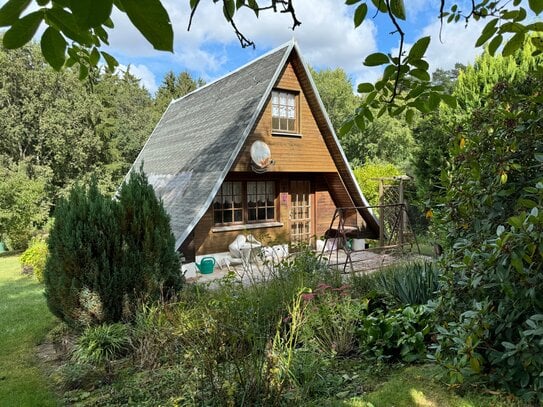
<box><xmin>351</xmin><ymin>238</ymin><xmax>365</xmax><ymax>251</ymax></box>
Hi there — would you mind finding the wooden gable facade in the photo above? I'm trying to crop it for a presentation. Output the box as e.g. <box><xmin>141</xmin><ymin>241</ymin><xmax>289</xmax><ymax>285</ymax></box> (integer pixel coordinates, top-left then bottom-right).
<box><xmin>183</xmin><ymin>51</ymin><xmax>373</xmax><ymax>259</ymax></box>
<box><xmin>128</xmin><ymin>40</ymin><xmax>378</xmax><ymax>261</ymax></box>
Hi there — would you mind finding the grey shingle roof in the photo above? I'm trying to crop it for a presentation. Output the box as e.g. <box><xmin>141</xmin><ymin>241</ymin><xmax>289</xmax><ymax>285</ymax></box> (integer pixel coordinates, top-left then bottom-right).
<box><xmin>130</xmin><ymin>43</ymin><xmax>291</xmax><ymax>249</ymax></box>
<box><xmin>129</xmin><ymin>40</ymin><xmax>379</xmax><ymax>249</ymax></box>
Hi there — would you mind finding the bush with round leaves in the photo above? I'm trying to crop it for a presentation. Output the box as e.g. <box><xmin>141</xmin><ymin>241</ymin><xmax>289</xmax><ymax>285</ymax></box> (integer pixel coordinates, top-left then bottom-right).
<box><xmin>433</xmin><ymin>71</ymin><xmax>543</xmax><ymax>402</ymax></box>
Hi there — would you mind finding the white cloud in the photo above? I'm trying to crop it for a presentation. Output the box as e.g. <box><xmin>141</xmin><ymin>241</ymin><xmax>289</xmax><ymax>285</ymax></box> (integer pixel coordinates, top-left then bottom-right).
<box><xmin>422</xmin><ymin>18</ymin><xmax>486</xmax><ymax>72</ymax></box>
<box><xmin>116</xmin><ymin>64</ymin><xmax>159</xmax><ymax>93</ymax></box>
<box><xmin>234</xmin><ymin>0</ymin><xmax>378</xmax><ymax>72</ymax></box>
<box><xmin>391</xmin><ymin>16</ymin><xmax>485</xmax><ymax>75</ymax></box>
<box><xmin>104</xmin><ymin>0</ymin><xmax>379</xmax><ymax>84</ymax></box>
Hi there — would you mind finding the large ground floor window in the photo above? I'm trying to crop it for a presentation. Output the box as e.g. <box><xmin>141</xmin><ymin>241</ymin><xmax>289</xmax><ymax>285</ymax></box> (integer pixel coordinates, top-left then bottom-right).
<box><xmin>213</xmin><ymin>180</ymin><xmax>276</xmax><ymax>225</ymax></box>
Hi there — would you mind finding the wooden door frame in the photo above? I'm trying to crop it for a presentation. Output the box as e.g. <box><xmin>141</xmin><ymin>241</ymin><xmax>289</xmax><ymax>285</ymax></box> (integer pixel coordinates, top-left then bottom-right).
<box><xmin>288</xmin><ymin>178</ymin><xmax>315</xmax><ymax>244</ymax></box>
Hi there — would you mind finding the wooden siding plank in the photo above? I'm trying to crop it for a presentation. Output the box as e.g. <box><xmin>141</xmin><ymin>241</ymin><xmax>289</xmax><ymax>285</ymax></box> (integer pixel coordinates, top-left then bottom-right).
<box><xmin>231</xmin><ymin>61</ymin><xmax>336</xmax><ymax>173</ymax></box>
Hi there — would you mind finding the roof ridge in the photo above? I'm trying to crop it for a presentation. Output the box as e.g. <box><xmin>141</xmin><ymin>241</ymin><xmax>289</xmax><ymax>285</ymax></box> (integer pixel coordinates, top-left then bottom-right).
<box><xmin>170</xmin><ymin>40</ymin><xmax>294</xmax><ymax>106</ymax></box>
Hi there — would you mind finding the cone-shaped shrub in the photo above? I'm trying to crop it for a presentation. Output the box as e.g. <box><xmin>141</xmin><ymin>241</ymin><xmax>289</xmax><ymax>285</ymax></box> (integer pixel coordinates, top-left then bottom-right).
<box><xmin>44</xmin><ymin>172</ymin><xmax>183</xmax><ymax>329</ymax></box>
<box><xmin>44</xmin><ymin>182</ymin><xmax>122</xmax><ymax>327</ymax></box>
<box><xmin>117</xmin><ymin>170</ymin><xmax>183</xmax><ymax>313</ymax></box>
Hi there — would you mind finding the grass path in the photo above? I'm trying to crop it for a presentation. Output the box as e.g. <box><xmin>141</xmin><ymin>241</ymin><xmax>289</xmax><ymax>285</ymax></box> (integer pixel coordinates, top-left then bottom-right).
<box><xmin>0</xmin><ymin>255</ymin><xmax>59</xmax><ymax>407</ymax></box>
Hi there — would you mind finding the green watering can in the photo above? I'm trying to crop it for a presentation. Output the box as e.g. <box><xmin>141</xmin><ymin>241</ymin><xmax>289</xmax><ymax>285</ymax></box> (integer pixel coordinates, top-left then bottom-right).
<box><xmin>196</xmin><ymin>257</ymin><xmax>215</xmax><ymax>274</ymax></box>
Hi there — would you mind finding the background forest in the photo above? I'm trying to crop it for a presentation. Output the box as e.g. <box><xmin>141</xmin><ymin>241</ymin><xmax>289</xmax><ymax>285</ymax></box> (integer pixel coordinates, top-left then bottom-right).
<box><xmin>1</xmin><ymin>38</ymin><xmax>539</xmax><ymax>251</ymax></box>
<box><xmin>0</xmin><ymin>42</ymin><xmax>203</xmax><ymax>249</ymax></box>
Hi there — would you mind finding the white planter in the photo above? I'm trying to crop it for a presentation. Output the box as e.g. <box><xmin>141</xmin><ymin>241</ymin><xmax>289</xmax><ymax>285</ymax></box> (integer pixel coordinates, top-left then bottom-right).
<box><xmin>351</xmin><ymin>238</ymin><xmax>365</xmax><ymax>251</ymax></box>
<box><xmin>324</xmin><ymin>237</ymin><xmax>341</xmax><ymax>251</ymax></box>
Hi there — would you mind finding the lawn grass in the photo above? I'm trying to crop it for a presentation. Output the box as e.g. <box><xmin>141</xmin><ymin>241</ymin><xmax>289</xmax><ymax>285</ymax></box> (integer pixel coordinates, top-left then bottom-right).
<box><xmin>0</xmin><ymin>255</ymin><xmax>59</xmax><ymax>406</ymax></box>
<box><xmin>332</xmin><ymin>364</ymin><xmax>521</xmax><ymax>407</ymax></box>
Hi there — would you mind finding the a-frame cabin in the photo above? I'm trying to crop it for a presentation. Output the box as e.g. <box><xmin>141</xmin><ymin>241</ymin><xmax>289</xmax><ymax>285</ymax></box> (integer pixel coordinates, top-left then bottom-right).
<box><xmin>129</xmin><ymin>40</ymin><xmax>379</xmax><ymax>262</ymax></box>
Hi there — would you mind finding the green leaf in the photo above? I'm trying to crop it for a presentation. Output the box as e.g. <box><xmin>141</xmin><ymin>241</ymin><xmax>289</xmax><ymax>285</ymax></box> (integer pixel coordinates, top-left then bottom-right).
<box><xmin>487</xmin><ymin>34</ymin><xmax>503</xmax><ymax>55</ymax></box>
<box><xmin>70</xmin><ymin>0</ymin><xmax>112</xmax><ymax>28</ymax></box>
<box><xmin>501</xmin><ymin>10</ymin><xmax>520</xmax><ymax>19</ymax></box>
<box><xmin>65</xmin><ymin>56</ymin><xmax>76</xmax><ymax>67</ymax></box>
<box><xmin>354</xmin><ymin>112</ymin><xmax>366</xmax><ymax>131</ymax></box>
<box><xmin>406</xmin><ymin>84</ymin><xmax>426</xmax><ymax>100</ymax></box>
<box><xmin>363</xmin><ymin>107</ymin><xmax>374</xmax><ymax>121</ymax></box>
<box><xmin>476</xmin><ymin>18</ymin><xmax>498</xmax><ymax>47</ymax></box>
<box><xmin>345</xmin><ymin>0</ymin><xmax>361</xmax><ymax>4</ymax></box>
<box><xmin>441</xmin><ymin>94</ymin><xmax>457</xmax><ymax>109</ymax></box>
<box><xmin>408</xmin><ymin>36</ymin><xmax>430</xmax><ymax>60</ymax></box>
<box><xmin>382</xmin><ymin>64</ymin><xmax>397</xmax><ymax>80</ymax></box>
<box><xmin>363</xmin><ymin>52</ymin><xmax>389</xmax><ymax>66</ymax></box>
<box><xmin>223</xmin><ymin>0</ymin><xmax>235</xmax><ymax>20</ymax></box>
<box><xmin>511</xmin><ymin>255</ymin><xmax>523</xmax><ymax>273</ymax></box>
<box><xmin>377</xmin><ymin>105</ymin><xmax>387</xmax><ymax>118</ymax></box>
<box><xmin>0</xmin><ymin>0</ymin><xmax>31</xmax><ymax>27</ymax></box>
<box><xmin>409</xmin><ymin>98</ymin><xmax>430</xmax><ymax>113</ymax></box>
<box><xmin>500</xmin><ymin>21</ymin><xmax>525</xmax><ymax>33</ymax></box>
<box><xmin>392</xmin><ymin>105</ymin><xmax>406</xmax><ymax>116</ymax></box>
<box><xmin>79</xmin><ymin>63</ymin><xmax>89</xmax><ymax>80</ymax></box>
<box><xmin>113</xmin><ymin>0</ymin><xmax>125</xmax><ymax>12</ymax></box>
<box><xmin>410</xmin><ymin>68</ymin><xmax>430</xmax><ymax>81</ymax></box>
<box><xmin>371</xmin><ymin>0</ymin><xmax>387</xmax><ymax>13</ymax></box>
<box><xmin>365</xmin><ymin>90</ymin><xmax>377</xmax><ymax>104</ymax></box>
<box><xmin>3</xmin><ymin>10</ymin><xmax>43</xmax><ymax>49</ymax></box>
<box><xmin>354</xmin><ymin>3</ymin><xmax>367</xmax><ymax>28</ymax></box>
<box><xmin>89</xmin><ymin>47</ymin><xmax>100</xmax><ymax>66</ymax></box>
<box><xmin>526</xmin><ymin>22</ymin><xmax>543</xmax><ymax>32</ymax></box>
<box><xmin>339</xmin><ymin>119</ymin><xmax>354</xmax><ymax>136</ymax></box>
<box><xmin>502</xmin><ymin>31</ymin><xmax>525</xmax><ymax>57</ymax></box>
<box><xmin>95</xmin><ymin>26</ymin><xmax>109</xmax><ymax>44</ymax></box>
<box><xmin>532</xmin><ymin>36</ymin><xmax>543</xmax><ymax>50</ymax></box>
<box><xmin>529</xmin><ymin>0</ymin><xmax>543</xmax><ymax>14</ymax></box>
<box><xmin>428</xmin><ymin>92</ymin><xmax>440</xmax><ymax>109</ymax></box>
<box><xmin>410</xmin><ymin>59</ymin><xmax>429</xmax><ymax>70</ymax></box>
<box><xmin>247</xmin><ymin>0</ymin><xmax>258</xmax><ymax>16</ymax></box>
<box><xmin>470</xmin><ymin>357</ymin><xmax>481</xmax><ymax>373</ymax></box>
<box><xmin>101</xmin><ymin>51</ymin><xmax>118</xmax><ymax>71</ymax></box>
<box><xmin>357</xmin><ymin>82</ymin><xmax>374</xmax><ymax>93</ymax></box>
<box><xmin>40</xmin><ymin>26</ymin><xmax>66</xmax><ymax>70</ymax></box>
<box><xmin>46</xmin><ymin>8</ymin><xmax>93</xmax><ymax>45</ymax></box>
<box><xmin>405</xmin><ymin>108</ymin><xmax>414</xmax><ymax>125</ymax></box>
<box><xmin>103</xmin><ymin>17</ymin><xmax>114</xmax><ymax>28</ymax></box>
<box><xmin>390</xmin><ymin>0</ymin><xmax>406</xmax><ymax>20</ymax></box>
<box><xmin>118</xmin><ymin>0</ymin><xmax>173</xmax><ymax>52</ymax></box>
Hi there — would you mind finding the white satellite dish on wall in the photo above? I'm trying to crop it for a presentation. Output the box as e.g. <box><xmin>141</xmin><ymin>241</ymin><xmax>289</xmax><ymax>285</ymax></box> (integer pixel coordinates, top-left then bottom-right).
<box><xmin>250</xmin><ymin>141</ymin><xmax>273</xmax><ymax>172</ymax></box>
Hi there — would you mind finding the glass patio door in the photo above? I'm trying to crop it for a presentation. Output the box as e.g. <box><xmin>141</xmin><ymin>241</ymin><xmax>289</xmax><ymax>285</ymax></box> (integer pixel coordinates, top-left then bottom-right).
<box><xmin>289</xmin><ymin>180</ymin><xmax>312</xmax><ymax>243</ymax></box>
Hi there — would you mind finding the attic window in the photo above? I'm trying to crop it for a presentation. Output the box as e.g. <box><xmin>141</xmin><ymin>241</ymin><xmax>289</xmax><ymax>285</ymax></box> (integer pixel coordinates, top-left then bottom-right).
<box><xmin>272</xmin><ymin>90</ymin><xmax>297</xmax><ymax>133</ymax></box>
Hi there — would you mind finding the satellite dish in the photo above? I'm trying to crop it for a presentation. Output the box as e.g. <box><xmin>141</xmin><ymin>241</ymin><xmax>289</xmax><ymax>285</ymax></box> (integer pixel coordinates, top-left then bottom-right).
<box><xmin>250</xmin><ymin>141</ymin><xmax>273</xmax><ymax>170</ymax></box>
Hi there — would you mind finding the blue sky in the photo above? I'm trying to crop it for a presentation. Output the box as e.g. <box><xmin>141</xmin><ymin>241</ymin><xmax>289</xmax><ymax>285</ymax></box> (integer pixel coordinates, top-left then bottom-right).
<box><xmin>101</xmin><ymin>0</ymin><xmax>498</xmax><ymax>92</ymax></box>
<box><xmin>98</xmin><ymin>0</ymin><xmax>495</xmax><ymax>93</ymax></box>
<box><xmin>0</xmin><ymin>0</ymin><xmax>503</xmax><ymax>93</ymax></box>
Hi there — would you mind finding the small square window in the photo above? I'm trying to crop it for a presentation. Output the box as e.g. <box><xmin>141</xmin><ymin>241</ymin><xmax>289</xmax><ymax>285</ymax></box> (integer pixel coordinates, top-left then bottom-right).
<box><xmin>272</xmin><ymin>90</ymin><xmax>297</xmax><ymax>133</ymax></box>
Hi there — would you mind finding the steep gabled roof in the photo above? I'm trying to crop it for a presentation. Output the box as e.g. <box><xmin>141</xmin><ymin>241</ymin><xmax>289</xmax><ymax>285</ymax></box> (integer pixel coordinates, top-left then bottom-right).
<box><xmin>129</xmin><ymin>40</ymin><xmax>378</xmax><ymax>249</ymax></box>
